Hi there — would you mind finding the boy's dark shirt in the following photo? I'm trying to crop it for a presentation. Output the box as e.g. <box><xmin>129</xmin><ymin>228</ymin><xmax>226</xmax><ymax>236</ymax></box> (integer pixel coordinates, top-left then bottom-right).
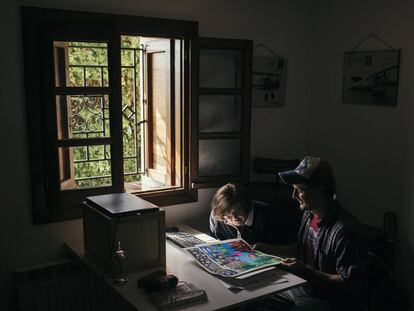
<box><xmin>209</xmin><ymin>201</ymin><xmax>296</xmax><ymax>245</ymax></box>
<box><xmin>297</xmin><ymin>200</ymin><xmax>369</xmax><ymax>311</ymax></box>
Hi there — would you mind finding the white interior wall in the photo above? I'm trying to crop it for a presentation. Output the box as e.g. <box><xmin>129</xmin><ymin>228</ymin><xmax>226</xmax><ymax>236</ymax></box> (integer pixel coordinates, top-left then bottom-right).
<box><xmin>8</xmin><ymin>0</ymin><xmax>414</xmax><ymax>308</ymax></box>
<box><xmin>0</xmin><ymin>0</ymin><xmax>312</xmax><ymax>309</ymax></box>
<box><xmin>310</xmin><ymin>0</ymin><xmax>414</xmax><ymax>307</ymax></box>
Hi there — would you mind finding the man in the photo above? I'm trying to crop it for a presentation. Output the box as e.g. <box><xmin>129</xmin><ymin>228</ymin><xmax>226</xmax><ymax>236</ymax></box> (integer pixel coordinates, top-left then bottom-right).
<box><xmin>209</xmin><ymin>183</ymin><xmax>296</xmax><ymax>245</ymax></box>
<box><xmin>255</xmin><ymin>156</ymin><xmax>369</xmax><ymax>311</ymax></box>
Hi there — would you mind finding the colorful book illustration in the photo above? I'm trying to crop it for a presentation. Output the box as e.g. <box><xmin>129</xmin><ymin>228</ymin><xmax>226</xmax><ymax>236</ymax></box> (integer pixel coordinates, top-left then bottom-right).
<box><xmin>185</xmin><ymin>239</ymin><xmax>282</xmax><ymax>277</ymax></box>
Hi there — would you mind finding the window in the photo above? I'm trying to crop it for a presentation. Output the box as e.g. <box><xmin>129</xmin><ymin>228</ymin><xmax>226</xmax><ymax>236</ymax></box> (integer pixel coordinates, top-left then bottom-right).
<box><xmin>54</xmin><ymin>37</ymin><xmax>183</xmax><ymax>192</ymax></box>
<box><xmin>22</xmin><ymin>7</ymin><xmax>197</xmax><ymax>223</ymax></box>
<box><xmin>22</xmin><ymin>8</ymin><xmax>252</xmax><ymax>224</ymax></box>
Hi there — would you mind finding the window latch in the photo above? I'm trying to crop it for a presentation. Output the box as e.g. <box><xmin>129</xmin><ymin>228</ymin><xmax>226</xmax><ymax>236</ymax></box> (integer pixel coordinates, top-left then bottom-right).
<box><xmin>136</xmin><ymin>120</ymin><xmax>147</xmax><ymax>126</ymax></box>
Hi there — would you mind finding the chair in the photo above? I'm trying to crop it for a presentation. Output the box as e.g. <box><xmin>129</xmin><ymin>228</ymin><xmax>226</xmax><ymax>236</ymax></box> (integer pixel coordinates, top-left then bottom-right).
<box><xmin>250</xmin><ymin>157</ymin><xmax>299</xmax><ymax>204</ymax></box>
<box><xmin>365</xmin><ymin>252</ymin><xmax>410</xmax><ymax>311</ymax></box>
<box><xmin>383</xmin><ymin>211</ymin><xmax>397</xmax><ymax>271</ymax></box>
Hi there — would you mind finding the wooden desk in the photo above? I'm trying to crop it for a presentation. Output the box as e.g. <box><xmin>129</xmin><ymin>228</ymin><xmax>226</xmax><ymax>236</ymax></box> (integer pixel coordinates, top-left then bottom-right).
<box><xmin>65</xmin><ymin>225</ymin><xmax>306</xmax><ymax>311</ymax></box>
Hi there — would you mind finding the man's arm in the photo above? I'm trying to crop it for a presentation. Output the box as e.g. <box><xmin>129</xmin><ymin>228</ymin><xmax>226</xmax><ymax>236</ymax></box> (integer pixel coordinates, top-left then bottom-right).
<box><xmin>250</xmin><ymin>247</ymin><xmax>345</xmax><ymax>289</ymax></box>
<box><xmin>282</xmin><ymin>226</ymin><xmax>369</xmax><ymax>298</ymax></box>
<box><xmin>281</xmin><ymin>258</ymin><xmax>344</xmax><ymax>292</ymax></box>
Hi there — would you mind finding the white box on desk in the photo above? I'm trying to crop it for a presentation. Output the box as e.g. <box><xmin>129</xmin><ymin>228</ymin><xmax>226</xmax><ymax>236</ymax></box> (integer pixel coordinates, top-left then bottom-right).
<box><xmin>83</xmin><ymin>193</ymin><xmax>166</xmax><ymax>274</ymax></box>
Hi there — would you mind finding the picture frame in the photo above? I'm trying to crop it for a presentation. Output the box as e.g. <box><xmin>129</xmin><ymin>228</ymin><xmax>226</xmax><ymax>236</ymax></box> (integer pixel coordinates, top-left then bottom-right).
<box><xmin>342</xmin><ymin>50</ymin><xmax>400</xmax><ymax>106</ymax></box>
<box><xmin>252</xmin><ymin>56</ymin><xmax>287</xmax><ymax>107</ymax></box>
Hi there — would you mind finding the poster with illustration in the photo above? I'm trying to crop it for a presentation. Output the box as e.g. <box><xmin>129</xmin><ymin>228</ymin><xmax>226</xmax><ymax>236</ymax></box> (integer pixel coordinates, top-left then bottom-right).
<box><xmin>252</xmin><ymin>56</ymin><xmax>287</xmax><ymax>107</ymax></box>
<box><xmin>343</xmin><ymin>50</ymin><xmax>400</xmax><ymax>106</ymax></box>
<box><xmin>186</xmin><ymin>239</ymin><xmax>282</xmax><ymax>277</ymax></box>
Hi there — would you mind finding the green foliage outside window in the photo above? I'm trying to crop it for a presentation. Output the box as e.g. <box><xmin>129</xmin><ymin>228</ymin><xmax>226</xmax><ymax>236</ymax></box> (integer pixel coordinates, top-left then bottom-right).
<box><xmin>65</xmin><ymin>36</ymin><xmax>142</xmax><ymax>188</ymax></box>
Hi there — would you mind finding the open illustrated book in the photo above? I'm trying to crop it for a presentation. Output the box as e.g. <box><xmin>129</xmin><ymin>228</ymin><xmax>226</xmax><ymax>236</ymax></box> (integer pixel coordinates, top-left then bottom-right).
<box><xmin>185</xmin><ymin>239</ymin><xmax>283</xmax><ymax>278</ymax></box>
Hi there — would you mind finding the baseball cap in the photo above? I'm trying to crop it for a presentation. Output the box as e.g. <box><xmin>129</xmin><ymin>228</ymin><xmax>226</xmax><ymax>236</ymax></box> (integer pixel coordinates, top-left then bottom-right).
<box><xmin>278</xmin><ymin>156</ymin><xmax>335</xmax><ymax>186</ymax></box>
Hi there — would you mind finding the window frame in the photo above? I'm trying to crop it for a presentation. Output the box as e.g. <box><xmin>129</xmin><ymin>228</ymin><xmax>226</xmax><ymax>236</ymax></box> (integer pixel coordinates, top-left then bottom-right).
<box><xmin>22</xmin><ymin>7</ymin><xmax>198</xmax><ymax>224</ymax></box>
<box><xmin>191</xmin><ymin>37</ymin><xmax>253</xmax><ymax>188</ymax></box>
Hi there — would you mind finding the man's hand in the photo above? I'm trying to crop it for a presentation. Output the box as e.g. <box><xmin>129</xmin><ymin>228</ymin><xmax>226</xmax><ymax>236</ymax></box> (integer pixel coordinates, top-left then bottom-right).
<box><xmin>281</xmin><ymin>258</ymin><xmax>344</xmax><ymax>290</ymax></box>
<box><xmin>280</xmin><ymin>258</ymin><xmax>312</xmax><ymax>279</ymax></box>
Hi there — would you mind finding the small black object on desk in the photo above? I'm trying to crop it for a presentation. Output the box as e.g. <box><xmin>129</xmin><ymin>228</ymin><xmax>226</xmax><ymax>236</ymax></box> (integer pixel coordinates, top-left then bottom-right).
<box><xmin>137</xmin><ymin>271</ymin><xmax>178</xmax><ymax>292</ymax></box>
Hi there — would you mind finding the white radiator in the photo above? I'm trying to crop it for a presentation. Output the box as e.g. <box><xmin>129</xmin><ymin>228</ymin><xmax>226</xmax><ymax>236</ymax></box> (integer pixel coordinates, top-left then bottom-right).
<box><xmin>14</xmin><ymin>259</ymin><xmax>134</xmax><ymax>311</ymax></box>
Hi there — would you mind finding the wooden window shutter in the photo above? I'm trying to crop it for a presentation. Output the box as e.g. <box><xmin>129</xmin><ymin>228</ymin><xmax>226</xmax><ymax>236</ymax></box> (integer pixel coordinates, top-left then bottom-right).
<box><xmin>192</xmin><ymin>37</ymin><xmax>253</xmax><ymax>189</ymax></box>
<box><xmin>54</xmin><ymin>42</ymin><xmax>76</xmax><ymax>189</ymax></box>
<box><xmin>145</xmin><ymin>40</ymin><xmax>174</xmax><ymax>187</ymax></box>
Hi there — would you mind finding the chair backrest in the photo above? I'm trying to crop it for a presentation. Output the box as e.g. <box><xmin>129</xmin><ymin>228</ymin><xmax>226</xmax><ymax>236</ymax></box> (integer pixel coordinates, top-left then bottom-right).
<box><xmin>366</xmin><ymin>252</ymin><xmax>393</xmax><ymax>310</ymax></box>
<box><xmin>383</xmin><ymin>211</ymin><xmax>397</xmax><ymax>270</ymax></box>
<box><xmin>366</xmin><ymin>252</ymin><xmax>409</xmax><ymax>311</ymax></box>
<box><xmin>249</xmin><ymin>157</ymin><xmax>302</xmax><ymax>244</ymax></box>
<box><xmin>253</xmin><ymin>157</ymin><xmax>299</xmax><ymax>175</ymax></box>
<box><xmin>252</xmin><ymin>157</ymin><xmax>299</xmax><ymax>202</ymax></box>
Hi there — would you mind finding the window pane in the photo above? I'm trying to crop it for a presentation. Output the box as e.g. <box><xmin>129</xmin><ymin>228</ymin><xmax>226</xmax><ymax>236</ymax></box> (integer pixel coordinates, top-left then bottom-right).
<box><xmin>59</xmin><ymin>145</ymin><xmax>112</xmax><ymax>190</ymax></box>
<box><xmin>121</xmin><ymin>35</ymin><xmax>141</xmax><ymax>49</ymax></box>
<box><xmin>121</xmin><ymin>67</ymin><xmax>137</xmax><ymax>110</ymax></box>
<box><xmin>121</xmin><ymin>49</ymin><xmax>135</xmax><ymax>66</ymax></box>
<box><xmin>174</xmin><ymin>39</ymin><xmax>182</xmax><ymax>187</ymax></box>
<box><xmin>68</xmin><ymin>67</ymin><xmax>84</xmax><ymax>87</ymax></box>
<box><xmin>54</xmin><ymin>41</ymin><xmax>108</xmax><ymax>87</ymax></box>
<box><xmin>56</xmin><ymin>95</ymin><xmax>110</xmax><ymax>139</ymax></box>
<box><xmin>124</xmin><ymin>158</ymin><xmax>138</xmax><ymax>175</ymax></box>
<box><xmin>199</xmin><ymin>49</ymin><xmax>242</xmax><ymax>88</ymax></box>
<box><xmin>198</xmin><ymin>139</ymin><xmax>240</xmax><ymax>176</ymax></box>
<box><xmin>73</xmin><ymin>146</ymin><xmax>87</xmax><ymax>161</ymax></box>
<box><xmin>199</xmin><ymin>95</ymin><xmax>242</xmax><ymax>132</ymax></box>
<box><xmin>85</xmin><ymin>67</ymin><xmax>105</xmax><ymax>87</ymax></box>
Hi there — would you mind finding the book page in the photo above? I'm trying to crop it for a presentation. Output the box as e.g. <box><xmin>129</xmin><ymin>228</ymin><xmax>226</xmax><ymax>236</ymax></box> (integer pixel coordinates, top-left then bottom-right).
<box><xmin>185</xmin><ymin>239</ymin><xmax>282</xmax><ymax>277</ymax></box>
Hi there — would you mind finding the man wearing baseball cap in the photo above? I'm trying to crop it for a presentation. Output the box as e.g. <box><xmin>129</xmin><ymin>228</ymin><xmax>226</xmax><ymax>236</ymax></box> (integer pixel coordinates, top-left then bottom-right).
<box><xmin>254</xmin><ymin>156</ymin><xmax>368</xmax><ymax>311</ymax></box>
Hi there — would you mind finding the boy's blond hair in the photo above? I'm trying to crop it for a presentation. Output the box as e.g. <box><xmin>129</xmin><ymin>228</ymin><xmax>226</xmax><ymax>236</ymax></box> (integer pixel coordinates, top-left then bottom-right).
<box><xmin>211</xmin><ymin>183</ymin><xmax>251</xmax><ymax>221</ymax></box>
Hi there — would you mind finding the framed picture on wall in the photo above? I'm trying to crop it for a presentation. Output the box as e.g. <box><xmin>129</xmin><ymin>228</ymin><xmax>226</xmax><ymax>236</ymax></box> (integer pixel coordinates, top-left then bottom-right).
<box><xmin>342</xmin><ymin>50</ymin><xmax>400</xmax><ymax>106</ymax></box>
<box><xmin>252</xmin><ymin>56</ymin><xmax>287</xmax><ymax>107</ymax></box>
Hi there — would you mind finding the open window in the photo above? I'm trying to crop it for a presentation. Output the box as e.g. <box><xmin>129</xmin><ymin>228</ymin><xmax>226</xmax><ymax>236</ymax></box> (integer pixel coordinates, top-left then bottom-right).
<box><xmin>22</xmin><ymin>8</ymin><xmax>252</xmax><ymax>224</ymax></box>
<box><xmin>22</xmin><ymin>8</ymin><xmax>197</xmax><ymax>223</ymax></box>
